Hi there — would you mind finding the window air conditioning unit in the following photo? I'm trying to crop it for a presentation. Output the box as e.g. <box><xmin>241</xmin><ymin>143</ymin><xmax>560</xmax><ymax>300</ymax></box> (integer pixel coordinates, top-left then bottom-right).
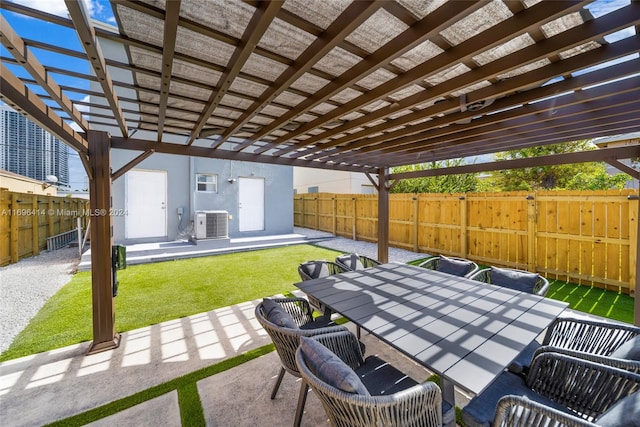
<box><xmin>195</xmin><ymin>210</ymin><xmax>229</xmax><ymax>239</ymax></box>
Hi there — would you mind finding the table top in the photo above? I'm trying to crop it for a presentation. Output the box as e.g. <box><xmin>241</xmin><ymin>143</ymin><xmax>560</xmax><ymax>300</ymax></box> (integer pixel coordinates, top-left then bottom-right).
<box><xmin>295</xmin><ymin>263</ymin><xmax>569</xmax><ymax>396</ymax></box>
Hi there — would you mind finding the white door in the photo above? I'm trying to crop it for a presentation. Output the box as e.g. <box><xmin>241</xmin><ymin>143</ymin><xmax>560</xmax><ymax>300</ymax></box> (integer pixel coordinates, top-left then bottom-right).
<box><xmin>238</xmin><ymin>177</ymin><xmax>264</xmax><ymax>232</ymax></box>
<box><xmin>126</xmin><ymin>169</ymin><xmax>167</xmax><ymax>238</ymax></box>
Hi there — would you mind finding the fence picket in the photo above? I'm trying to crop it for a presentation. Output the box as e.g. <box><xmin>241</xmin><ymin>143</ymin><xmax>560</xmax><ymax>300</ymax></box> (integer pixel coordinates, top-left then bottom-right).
<box><xmin>0</xmin><ymin>190</ymin><xmax>89</xmax><ymax>266</ymax></box>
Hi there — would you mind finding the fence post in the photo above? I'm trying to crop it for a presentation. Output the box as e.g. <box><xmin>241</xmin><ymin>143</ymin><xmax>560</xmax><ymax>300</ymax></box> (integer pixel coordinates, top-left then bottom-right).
<box><xmin>10</xmin><ymin>193</ymin><xmax>19</xmax><ymax>263</ymax></box>
<box><xmin>352</xmin><ymin>197</ymin><xmax>357</xmax><ymax>241</ymax></box>
<box><xmin>315</xmin><ymin>196</ymin><xmax>319</xmax><ymax>230</ymax></box>
<box><xmin>32</xmin><ymin>195</ymin><xmax>39</xmax><ymax>256</ymax></box>
<box><xmin>460</xmin><ymin>195</ymin><xmax>467</xmax><ymax>258</ymax></box>
<box><xmin>48</xmin><ymin>196</ymin><xmax>54</xmax><ymax>237</ymax></box>
<box><xmin>332</xmin><ymin>197</ymin><xmax>337</xmax><ymax>235</ymax></box>
<box><xmin>77</xmin><ymin>217</ymin><xmax>83</xmax><ymax>257</ymax></box>
<box><xmin>413</xmin><ymin>195</ymin><xmax>419</xmax><ymax>252</ymax></box>
<box><xmin>527</xmin><ymin>193</ymin><xmax>536</xmax><ymax>272</ymax></box>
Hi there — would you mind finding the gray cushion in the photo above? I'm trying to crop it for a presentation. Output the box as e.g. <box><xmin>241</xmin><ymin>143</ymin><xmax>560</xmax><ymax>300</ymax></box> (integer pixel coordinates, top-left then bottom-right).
<box><xmin>437</xmin><ymin>256</ymin><xmax>473</xmax><ymax>277</ymax></box>
<box><xmin>300</xmin><ymin>336</ymin><xmax>370</xmax><ymax>395</ymax></box>
<box><xmin>340</xmin><ymin>254</ymin><xmax>364</xmax><ymax>271</ymax></box>
<box><xmin>508</xmin><ymin>340</ymin><xmax>541</xmax><ymax>374</ymax></box>
<box><xmin>462</xmin><ymin>371</ymin><xmax>574</xmax><ymax>427</ymax></box>
<box><xmin>302</xmin><ymin>261</ymin><xmax>330</xmax><ymax>279</ymax></box>
<box><xmin>490</xmin><ymin>267</ymin><xmax>539</xmax><ymax>294</ymax></box>
<box><xmin>611</xmin><ymin>335</ymin><xmax>640</xmax><ymax>360</ymax></box>
<box><xmin>596</xmin><ymin>391</ymin><xmax>640</xmax><ymax>427</ymax></box>
<box><xmin>262</xmin><ymin>298</ymin><xmax>297</xmax><ymax>329</ymax></box>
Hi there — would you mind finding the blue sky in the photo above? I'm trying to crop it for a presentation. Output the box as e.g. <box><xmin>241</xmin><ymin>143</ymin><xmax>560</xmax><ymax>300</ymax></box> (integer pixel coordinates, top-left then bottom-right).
<box><xmin>0</xmin><ymin>0</ymin><xmax>635</xmax><ymax>189</ymax></box>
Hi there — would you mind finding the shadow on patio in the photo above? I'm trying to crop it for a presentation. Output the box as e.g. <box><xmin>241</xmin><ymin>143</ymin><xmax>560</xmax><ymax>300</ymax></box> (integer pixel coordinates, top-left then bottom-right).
<box><xmin>0</xmin><ymin>291</ymin><xmax>464</xmax><ymax>427</ymax></box>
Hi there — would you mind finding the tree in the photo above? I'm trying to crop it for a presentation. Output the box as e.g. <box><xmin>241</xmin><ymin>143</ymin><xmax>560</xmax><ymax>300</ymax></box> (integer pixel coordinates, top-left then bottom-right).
<box><xmin>390</xmin><ymin>159</ymin><xmax>485</xmax><ymax>193</ymax></box>
<box><xmin>493</xmin><ymin>141</ymin><xmax>630</xmax><ymax>191</ymax></box>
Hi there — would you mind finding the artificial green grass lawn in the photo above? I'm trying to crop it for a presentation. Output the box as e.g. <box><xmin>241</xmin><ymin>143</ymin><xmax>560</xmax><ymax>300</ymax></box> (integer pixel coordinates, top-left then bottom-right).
<box><xmin>0</xmin><ymin>244</ymin><xmax>342</xmax><ymax>361</ymax></box>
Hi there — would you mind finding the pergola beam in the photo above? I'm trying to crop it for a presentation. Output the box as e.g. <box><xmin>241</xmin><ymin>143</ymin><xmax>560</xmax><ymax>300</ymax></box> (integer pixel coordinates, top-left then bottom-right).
<box><xmin>0</xmin><ymin>63</ymin><xmax>88</xmax><ymax>154</ymax></box>
<box><xmin>217</xmin><ymin>0</ymin><xmax>382</xmax><ymax>149</ymax></box>
<box><xmin>247</xmin><ymin>0</ymin><xmax>487</xmax><ymax>154</ymax></box>
<box><xmin>65</xmin><ymin>0</ymin><xmax>129</xmax><ymax>138</ymax></box>
<box><xmin>0</xmin><ymin>15</ymin><xmax>90</xmax><ymax>132</ymax></box>
<box><xmin>338</xmin><ymin>76</ymin><xmax>640</xmax><ymax>165</ymax></box>
<box><xmin>605</xmin><ymin>159</ymin><xmax>639</xmax><ymax>180</ymax></box>
<box><xmin>111</xmin><ymin>150</ymin><xmax>155</xmax><ymax>182</ymax></box>
<box><xmin>156</xmin><ymin>0</ymin><xmax>181</xmax><ymax>142</ymax></box>
<box><xmin>109</xmin><ymin>136</ymin><xmax>376</xmax><ymax>174</ymax></box>
<box><xmin>261</xmin><ymin>0</ymin><xmax>593</xmax><ymax>151</ymax></box>
<box><xmin>301</xmin><ymin>37</ymin><xmax>640</xmax><ymax>161</ymax></box>
<box><xmin>188</xmin><ymin>0</ymin><xmax>283</xmax><ymax>146</ymax></box>
<box><xmin>387</xmin><ymin>146</ymin><xmax>640</xmax><ymax>181</ymax></box>
<box><xmin>382</xmin><ymin>95</ymin><xmax>640</xmax><ymax>167</ymax></box>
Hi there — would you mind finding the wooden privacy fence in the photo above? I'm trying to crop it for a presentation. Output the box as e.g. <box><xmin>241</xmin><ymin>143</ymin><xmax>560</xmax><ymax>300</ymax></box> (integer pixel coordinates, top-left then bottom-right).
<box><xmin>294</xmin><ymin>190</ymin><xmax>638</xmax><ymax>296</ymax></box>
<box><xmin>0</xmin><ymin>189</ymin><xmax>90</xmax><ymax>266</ymax></box>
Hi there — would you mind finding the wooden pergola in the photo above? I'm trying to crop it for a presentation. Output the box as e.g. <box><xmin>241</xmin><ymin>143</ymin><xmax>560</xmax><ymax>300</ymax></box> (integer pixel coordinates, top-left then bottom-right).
<box><xmin>1</xmin><ymin>0</ymin><xmax>639</xmax><ymax>352</ymax></box>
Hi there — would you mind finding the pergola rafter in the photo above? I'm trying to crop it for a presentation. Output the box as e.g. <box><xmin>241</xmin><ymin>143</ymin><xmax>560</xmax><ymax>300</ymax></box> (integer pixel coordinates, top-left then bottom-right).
<box><xmin>65</xmin><ymin>0</ymin><xmax>129</xmax><ymax>138</ymax></box>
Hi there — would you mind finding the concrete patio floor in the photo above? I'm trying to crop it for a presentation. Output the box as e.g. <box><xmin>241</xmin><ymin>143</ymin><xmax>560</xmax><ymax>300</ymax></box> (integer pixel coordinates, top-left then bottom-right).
<box><xmin>0</xmin><ymin>290</ymin><xmax>472</xmax><ymax>427</ymax></box>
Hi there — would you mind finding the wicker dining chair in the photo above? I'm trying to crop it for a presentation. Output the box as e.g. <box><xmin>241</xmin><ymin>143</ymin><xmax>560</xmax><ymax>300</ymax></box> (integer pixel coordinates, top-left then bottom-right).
<box><xmin>493</xmin><ymin>393</ymin><xmax>640</xmax><ymax>427</ymax></box>
<box><xmin>417</xmin><ymin>255</ymin><xmax>479</xmax><ymax>278</ymax></box>
<box><xmin>295</xmin><ymin>330</ymin><xmax>454</xmax><ymax>427</ymax></box>
<box><xmin>255</xmin><ymin>297</ymin><xmax>349</xmax><ymax>427</ymax></box>
<box><xmin>509</xmin><ymin>315</ymin><xmax>640</xmax><ymax>375</ymax></box>
<box><xmin>462</xmin><ymin>348</ymin><xmax>640</xmax><ymax>427</ymax></box>
<box><xmin>468</xmin><ymin>266</ymin><xmax>550</xmax><ymax>296</ymax></box>
<box><xmin>334</xmin><ymin>253</ymin><xmax>381</xmax><ymax>271</ymax></box>
<box><xmin>297</xmin><ymin>260</ymin><xmax>350</xmax><ymax>314</ymax></box>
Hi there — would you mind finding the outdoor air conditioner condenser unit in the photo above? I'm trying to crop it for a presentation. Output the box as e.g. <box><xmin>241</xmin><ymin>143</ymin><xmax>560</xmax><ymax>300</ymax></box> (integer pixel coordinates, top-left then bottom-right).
<box><xmin>195</xmin><ymin>211</ymin><xmax>229</xmax><ymax>239</ymax></box>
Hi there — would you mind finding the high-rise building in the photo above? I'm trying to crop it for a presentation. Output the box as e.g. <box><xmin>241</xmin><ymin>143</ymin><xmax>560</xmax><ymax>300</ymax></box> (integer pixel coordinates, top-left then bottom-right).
<box><xmin>0</xmin><ymin>104</ymin><xmax>69</xmax><ymax>187</ymax></box>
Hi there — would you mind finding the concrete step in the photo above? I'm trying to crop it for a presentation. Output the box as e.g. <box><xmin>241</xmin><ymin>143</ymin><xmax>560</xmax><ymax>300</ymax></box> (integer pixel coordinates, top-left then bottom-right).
<box><xmin>77</xmin><ymin>233</ymin><xmax>317</xmax><ymax>271</ymax></box>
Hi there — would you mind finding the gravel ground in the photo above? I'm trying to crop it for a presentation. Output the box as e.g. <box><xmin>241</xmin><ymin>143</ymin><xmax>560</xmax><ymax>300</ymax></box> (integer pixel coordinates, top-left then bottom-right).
<box><xmin>294</xmin><ymin>227</ymin><xmax>430</xmax><ymax>264</ymax></box>
<box><xmin>0</xmin><ymin>247</ymin><xmax>80</xmax><ymax>354</ymax></box>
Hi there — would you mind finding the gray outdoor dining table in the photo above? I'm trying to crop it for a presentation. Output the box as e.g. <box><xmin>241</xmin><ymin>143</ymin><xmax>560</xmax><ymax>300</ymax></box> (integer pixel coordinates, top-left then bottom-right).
<box><xmin>295</xmin><ymin>263</ymin><xmax>569</xmax><ymax>426</ymax></box>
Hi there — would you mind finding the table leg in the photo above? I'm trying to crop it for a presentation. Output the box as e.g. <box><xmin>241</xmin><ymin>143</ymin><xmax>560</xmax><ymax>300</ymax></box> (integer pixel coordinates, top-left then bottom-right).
<box><xmin>440</xmin><ymin>377</ymin><xmax>456</xmax><ymax>427</ymax></box>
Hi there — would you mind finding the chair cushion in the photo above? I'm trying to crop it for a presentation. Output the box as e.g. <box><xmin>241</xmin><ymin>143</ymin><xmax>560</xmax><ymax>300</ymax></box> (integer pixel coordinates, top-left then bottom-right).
<box><xmin>611</xmin><ymin>335</ymin><xmax>640</xmax><ymax>360</ymax></box>
<box><xmin>299</xmin><ymin>336</ymin><xmax>370</xmax><ymax>395</ymax></box>
<box><xmin>345</xmin><ymin>254</ymin><xmax>365</xmax><ymax>271</ymax></box>
<box><xmin>299</xmin><ymin>315</ymin><xmax>334</xmax><ymax>330</ymax></box>
<box><xmin>302</xmin><ymin>261</ymin><xmax>330</xmax><ymax>279</ymax></box>
<box><xmin>508</xmin><ymin>340</ymin><xmax>541</xmax><ymax>374</ymax></box>
<box><xmin>461</xmin><ymin>371</ymin><xmax>574</xmax><ymax>427</ymax></box>
<box><xmin>490</xmin><ymin>267</ymin><xmax>540</xmax><ymax>294</ymax></box>
<box><xmin>437</xmin><ymin>256</ymin><xmax>473</xmax><ymax>276</ymax></box>
<box><xmin>261</xmin><ymin>298</ymin><xmax>298</xmax><ymax>329</ymax></box>
<box><xmin>355</xmin><ymin>355</ymin><xmax>417</xmax><ymax>395</ymax></box>
<box><xmin>596</xmin><ymin>391</ymin><xmax>640</xmax><ymax>427</ymax></box>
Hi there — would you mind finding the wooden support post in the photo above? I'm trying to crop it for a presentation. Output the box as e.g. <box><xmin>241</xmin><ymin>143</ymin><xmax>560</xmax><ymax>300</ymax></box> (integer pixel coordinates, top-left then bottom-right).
<box><xmin>87</xmin><ymin>130</ymin><xmax>120</xmax><ymax>354</ymax></box>
<box><xmin>10</xmin><ymin>193</ymin><xmax>18</xmax><ymax>263</ymax></box>
<box><xmin>32</xmin><ymin>195</ymin><xmax>39</xmax><ymax>256</ymax></box>
<box><xmin>527</xmin><ymin>194</ymin><xmax>536</xmax><ymax>272</ymax></box>
<box><xmin>377</xmin><ymin>168</ymin><xmax>389</xmax><ymax>263</ymax></box>
<box><xmin>460</xmin><ymin>196</ymin><xmax>467</xmax><ymax>258</ymax></box>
